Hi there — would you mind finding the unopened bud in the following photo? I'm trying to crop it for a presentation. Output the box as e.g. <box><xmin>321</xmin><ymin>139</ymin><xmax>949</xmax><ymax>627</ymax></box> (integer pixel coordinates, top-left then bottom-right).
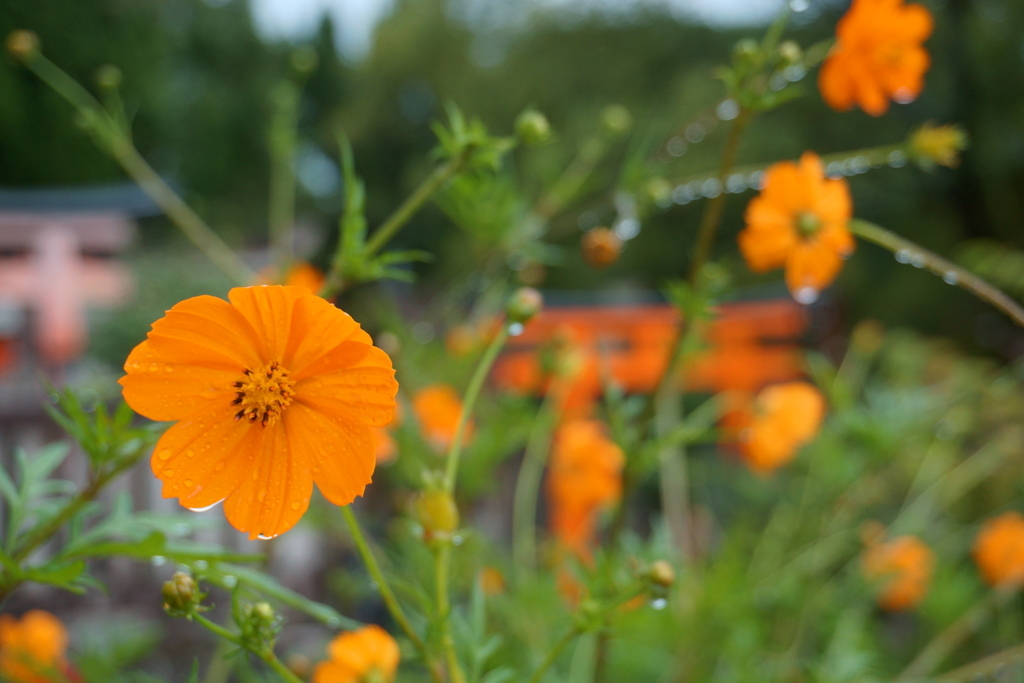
<box><xmin>162</xmin><ymin>572</ymin><xmax>200</xmax><ymax>616</ymax></box>
<box><xmin>5</xmin><ymin>31</ymin><xmax>39</xmax><ymax>60</ymax></box>
<box><xmin>648</xmin><ymin>560</ymin><xmax>675</xmax><ymax>588</ymax></box>
<box><xmin>778</xmin><ymin>40</ymin><xmax>802</xmax><ymax>66</ymax></box>
<box><xmin>644</xmin><ymin>177</ymin><xmax>673</xmax><ymax>207</ymax></box>
<box><xmin>506</xmin><ymin>287</ymin><xmax>543</xmax><ymax>325</ymax></box>
<box><xmin>909</xmin><ymin>121</ymin><xmax>968</xmax><ymax>170</ymax></box>
<box><xmin>415</xmin><ymin>489</ymin><xmax>460</xmax><ymax>535</ymax></box>
<box><xmin>733</xmin><ymin>38</ymin><xmax>759</xmax><ymax>62</ymax></box>
<box><xmin>254</xmin><ymin>602</ymin><xmax>275</xmax><ymax>622</ymax></box>
<box><xmin>95</xmin><ymin>64</ymin><xmax>122</xmax><ymax>90</ymax></box>
<box><xmin>581</xmin><ymin>227</ymin><xmax>622</xmax><ymax>269</ymax></box>
<box><xmin>515</xmin><ymin>110</ymin><xmax>552</xmax><ymax>146</ymax></box>
<box><xmin>600</xmin><ymin>104</ymin><xmax>632</xmax><ymax>137</ymax></box>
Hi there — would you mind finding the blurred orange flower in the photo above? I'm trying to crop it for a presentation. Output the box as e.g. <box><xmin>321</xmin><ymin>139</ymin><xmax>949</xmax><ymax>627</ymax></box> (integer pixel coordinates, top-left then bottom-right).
<box><xmin>739</xmin><ymin>152</ymin><xmax>854</xmax><ymax>302</ymax></box>
<box><xmin>413</xmin><ymin>384</ymin><xmax>471</xmax><ymax>453</ymax></box>
<box><xmin>285</xmin><ymin>263</ymin><xmax>326</xmax><ymax>294</ymax></box>
<box><xmin>120</xmin><ymin>286</ymin><xmax>398</xmax><ymax>539</ymax></box>
<box><xmin>313</xmin><ymin>625</ymin><xmax>400</xmax><ymax>683</ymax></box>
<box><xmin>479</xmin><ymin>566</ymin><xmax>507</xmax><ymax>596</ymax></box>
<box><xmin>861</xmin><ymin>535</ymin><xmax>934</xmax><ymax>610</ymax></box>
<box><xmin>372</xmin><ymin>428</ymin><xmax>397</xmax><ymax>465</ymax></box>
<box><xmin>819</xmin><ymin>0</ymin><xmax>933</xmax><ymax>116</ymax></box>
<box><xmin>725</xmin><ymin>382</ymin><xmax>826</xmax><ymax>473</ymax></box>
<box><xmin>547</xmin><ymin>419</ymin><xmax>624</xmax><ymax>558</ymax></box>
<box><xmin>973</xmin><ymin>512</ymin><xmax>1024</xmax><ymax>587</ymax></box>
<box><xmin>0</xmin><ymin>610</ymin><xmax>68</xmax><ymax>683</ymax></box>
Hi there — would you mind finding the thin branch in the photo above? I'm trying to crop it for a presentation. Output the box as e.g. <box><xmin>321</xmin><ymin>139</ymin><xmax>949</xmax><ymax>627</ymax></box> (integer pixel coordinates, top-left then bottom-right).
<box><xmin>850</xmin><ymin>219</ymin><xmax>1024</xmax><ymax>329</ymax></box>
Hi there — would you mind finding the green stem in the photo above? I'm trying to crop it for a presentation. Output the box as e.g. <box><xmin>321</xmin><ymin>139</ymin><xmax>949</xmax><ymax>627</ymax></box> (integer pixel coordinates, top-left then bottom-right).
<box><xmin>364</xmin><ymin>150</ymin><xmax>472</xmax><ymax>257</ymax></box>
<box><xmin>687</xmin><ymin>109</ymin><xmax>752</xmax><ymax>283</ymax></box>
<box><xmin>936</xmin><ymin>642</ymin><xmax>1024</xmax><ymax>682</ymax></box>
<box><xmin>434</xmin><ymin>544</ymin><xmax>465</xmax><ymax>683</ymax></box>
<box><xmin>267</xmin><ymin>81</ymin><xmax>300</xmax><ymax>276</ymax></box>
<box><xmin>24</xmin><ymin>53</ymin><xmax>256</xmax><ymax>286</ymax></box>
<box><xmin>898</xmin><ymin>588</ymin><xmax>1015</xmax><ymax>680</ymax></box>
<box><xmin>340</xmin><ymin>506</ymin><xmax>444</xmax><ymax>683</ymax></box>
<box><xmin>191</xmin><ymin>613</ymin><xmax>304</xmax><ymax>683</ymax></box>
<box><xmin>849</xmin><ymin>219</ymin><xmax>1024</xmax><ymax>329</ymax></box>
<box><xmin>512</xmin><ymin>378</ymin><xmax>568</xmax><ymax>581</ymax></box>
<box><xmin>525</xmin><ymin>626</ymin><xmax>581</xmax><ymax>683</ymax></box>
<box><xmin>443</xmin><ymin>326</ymin><xmax>510</xmax><ymax>492</ymax></box>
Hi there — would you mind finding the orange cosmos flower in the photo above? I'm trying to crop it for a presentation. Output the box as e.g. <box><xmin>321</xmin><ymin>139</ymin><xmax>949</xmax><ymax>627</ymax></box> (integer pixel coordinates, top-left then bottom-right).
<box><xmin>819</xmin><ymin>0</ymin><xmax>933</xmax><ymax>116</ymax></box>
<box><xmin>120</xmin><ymin>286</ymin><xmax>398</xmax><ymax>539</ymax></box>
<box><xmin>412</xmin><ymin>384</ymin><xmax>472</xmax><ymax>453</ymax></box>
<box><xmin>0</xmin><ymin>611</ymin><xmax>69</xmax><ymax>683</ymax></box>
<box><xmin>547</xmin><ymin>419</ymin><xmax>624</xmax><ymax>558</ymax></box>
<box><xmin>285</xmin><ymin>263</ymin><xmax>326</xmax><ymax>294</ymax></box>
<box><xmin>739</xmin><ymin>152</ymin><xmax>854</xmax><ymax>302</ymax></box>
<box><xmin>726</xmin><ymin>382</ymin><xmax>826</xmax><ymax>473</ymax></box>
<box><xmin>861</xmin><ymin>535</ymin><xmax>934</xmax><ymax>611</ymax></box>
<box><xmin>973</xmin><ymin>512</ymin><xmax>1024</xmax><ymax>587</ymax></box>
<box><xmin>313</xmin><ymin>625</ymin><xmax>400</xmax><ymax>683</ymax></box>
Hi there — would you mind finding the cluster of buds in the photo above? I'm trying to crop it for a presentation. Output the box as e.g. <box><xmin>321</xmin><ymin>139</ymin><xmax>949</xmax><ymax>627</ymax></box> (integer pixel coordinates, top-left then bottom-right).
<box><xmin>162</xmin><ymin>572</ymin><xmax>205</xmax><ymax>618</ymax></box>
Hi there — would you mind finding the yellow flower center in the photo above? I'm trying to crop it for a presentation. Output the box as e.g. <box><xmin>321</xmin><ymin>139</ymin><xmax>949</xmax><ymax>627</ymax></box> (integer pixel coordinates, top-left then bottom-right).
<box><xmin>232</xmin><ymin>361</ymin><xmax>295</xmax><ymax>427</ymax></box>
<box><xmin>796</xmin><ymin>211</ymin><xmax>821</xmax><ymax>237</ymax></box>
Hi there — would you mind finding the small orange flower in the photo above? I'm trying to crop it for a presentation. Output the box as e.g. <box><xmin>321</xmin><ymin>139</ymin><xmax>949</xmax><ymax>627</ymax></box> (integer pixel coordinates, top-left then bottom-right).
<box><xmin>120</xmin><ymin>286</ymin><xmax>398</xmax><ymax>539</ymax></box>
<box><xmin>973</xmin><ymin>512</ymin><xmax>1024</xmax><ymax>587</ymax></box>
<box><xmin>412</xmin><ymin>384</ymin><xmax>472</xmax><ymax>453</ymax></box>
<box><xmin>479</xmin><ymin>566</ymin><xmax>506</xmax><ymax>596</ymax></box>
<box><xmin>819</xmin><ymin>0</ymin><xmax>933</xmax><ymax>116</ymax></box>
<box><xmin>313</xmin><ymin>625</ymin><xmax>399</xmax><ymax>683</ymax></box>
<box><xmin>0</xmin><ymin>611</ymin><xmax>68</xmax><ymax>683</ymax></box>
<box><xmin>739</xmin><ymin>152</ymin><xmax>854</xmax><ymax>302</ymax></box>
<box><xmin>726</xmin><ymin>382</ymin><xmax>826</xmax><ymax>473</ymax></box>
<box><xmin>547</xmin><ymin>419</ymin><xmax>624</xmax><ymax>558</ymax></box>
<box><xmin>372</xmin><ymin>428</ymin><xmax>397</xmax><ymax>465</ymax></box>
<box><xmin>862</xmin><ymin>536</ymin><xmax>934</xmax><ymax>611</ymax></box>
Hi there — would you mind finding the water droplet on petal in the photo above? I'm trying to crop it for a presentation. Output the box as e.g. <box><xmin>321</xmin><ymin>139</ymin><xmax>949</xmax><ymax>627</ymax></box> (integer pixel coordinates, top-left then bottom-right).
<box><xmin>186</xmin><ymin>449</ymin><xmax>195</xmax><ymax>458</ymax></box>
<box><xmin>184</xmin><ymin>479</ymin><xmax>193</xmax><ymax>487</ymax></box>
<box><xmin>794</xmin><ymin>287</ymin><xmax>819</xmax><ymax>305</ymax></box>
<box><xmin>164</xmin><ymin>365</ymin><xmax>174</xmax><ymax>372</ymax></box>
<box><xmin>214</xmin><ymin>461</ymin><xmax>226</xmax><ymax>472</ymax></box>
<box><xmin>158</xmin><ymin>449</ymin><xmax>173</xmax><ymax>461</ymax></box>
<box><xmin>257</xmin><ymin>534</ymin><xmax>276</xmax><ymax>540</ymax></box>
<box><xmin>893</xmin><ymin>87</ymin><xmax>915</xmax><ymax>104</ymax></box>
<box><xmin>895</xmin><ymin>249</ymin><xmax>911</xmax><ymax>264</ymax></box>
<box><xmin>257</xmin><ymin>490</ymin><xmax>266</xmax><ymax>502</ymax></box>
<box><xmin>148</xmin><ymin>363</ymin><xmax>160</xmax><ymax>372</ymax></box>
<box><xmin>291</xmin><ymin>501</ymin><xmax>302</xmax><ymax>510</ymax></box>
<box><xmin>943</xmin><ymin>271</ymin><xmax>959</xmax><ymax>285</ymax></box>
<box><xmin>164</xmin><ymin>469</ymin><xmax>175</xmax><ymax>478</ymax></box>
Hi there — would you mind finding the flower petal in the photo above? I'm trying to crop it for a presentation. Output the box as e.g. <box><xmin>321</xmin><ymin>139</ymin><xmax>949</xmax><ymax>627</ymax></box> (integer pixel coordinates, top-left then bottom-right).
<box><xmin>149</xmin><ymin>405</ymin><xmax>260</xmax><ymax>509</ymax></box>
<box><xmin>146</xmin><ymin>295</ymin><xmax>265</xmax><ymax>370</ymax></box>
<box><xmin>120</xmin><ymin>341</ymin><xmax>238</xmax><ymax>422</ymax></box>
<box><xmin>223</xmin><ymin>421</ymin><xmax>313</xmax><ymax>539</ymax></box>
<box><xmin>294</xmin><ymin>344</ymin><xmax>397</xmax><ymax>427</ymax></box>
<box><xmin>283</xmin><ymin>294</ymin><xmax>373</xmax><ymax>377</ymax></box>
<box><xmin>227</xmin><ymin>286</ymin><xmax>307</xmax><ymax>362</ymax></box>
<box><xmin>286</xmin><ymin>402</ymin><xmax>375</xmax><ymax>507</ymax></box>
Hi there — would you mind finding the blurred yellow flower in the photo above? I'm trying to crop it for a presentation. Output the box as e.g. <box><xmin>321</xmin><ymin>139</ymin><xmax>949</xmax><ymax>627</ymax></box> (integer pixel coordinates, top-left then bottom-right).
<box><xmin>313</xmin><ymin>625</ymin><xmax>399</xmax><ymax>683</ymax></box>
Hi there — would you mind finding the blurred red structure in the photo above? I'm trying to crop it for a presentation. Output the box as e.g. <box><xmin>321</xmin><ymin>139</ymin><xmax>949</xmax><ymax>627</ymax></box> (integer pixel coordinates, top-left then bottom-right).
<box><xmin>0</xmin><ymin>212</ymin><xmax>134</xmax><ymax>365</ymax></box>
<box><xmin>492</xmin><ymin>299</ymin><xmax>808</xmax><ymax>410</ymax></box>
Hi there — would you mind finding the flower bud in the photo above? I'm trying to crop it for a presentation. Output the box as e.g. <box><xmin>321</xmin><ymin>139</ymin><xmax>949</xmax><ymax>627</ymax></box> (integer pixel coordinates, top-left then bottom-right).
<box><xmin>644</xmin><ymin>177</ymin><xmax>673</xmax><ymax>208</ymax></box>
<box><xmin>732</xmin><ymin>38</ymin><xmax>759</xmax><ymax>63</ymax></box>
<box><xmin>515</xmin><ymin>110</ymin><xmax>552</xmax><ymax>146</ymax></box>
<box><xmin>648</xmin><ymin>560</ymin><xmax>676</xmax><ymax>588</ymax></box>
<box><xmin>600</xmin><ymin>105</ymin><xmax>632</xmax><ymax>137</ymax></box>
<box><xmin>778</xmin><ymin>40</ymin><xmax>802</xmax><ymax>66</ymax></box>
<box><xmin>506</xmin><ymin>287</ymin><xmax>543</xmax><ymax>325</ymax></box>
<box><xmin>415</xmin><ymin>489</ymin><xmax>460</xmax><ymax>535</ymax></box>
<box><xmin>581</xmin><ymin>227</ymin><xmax>622</xmax><ymax>269</ymax></box>
<box><xmin>162</xmin><ymin>572</ymin><xmax>200</xmax><ymax>616</ymax></box>
<box><xmin>5</xmin><ymin>31</ymin><xmax>39</xmax><ymax>60</ymax></box>
<box><xmin>290</xmin><ymin>47</ymin><xmax>318</xmax><ymax>76</ymax></box>
<box><xmin>95</xmin><ymin>65</ymin><xmax>122</xmax><ymax>90</ymax></box>
<box><xmin>908</xmin><ymin>122</ymin><xmax>968</xmax><ymax>170</ymax></box>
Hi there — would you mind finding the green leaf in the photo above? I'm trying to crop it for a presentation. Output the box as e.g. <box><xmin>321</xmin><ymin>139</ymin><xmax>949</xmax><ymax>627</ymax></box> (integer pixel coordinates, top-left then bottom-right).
<box><xmin>21</xmin><ymin>559</ymin><xmax>87</xmax><ymax>591</ymax></box>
